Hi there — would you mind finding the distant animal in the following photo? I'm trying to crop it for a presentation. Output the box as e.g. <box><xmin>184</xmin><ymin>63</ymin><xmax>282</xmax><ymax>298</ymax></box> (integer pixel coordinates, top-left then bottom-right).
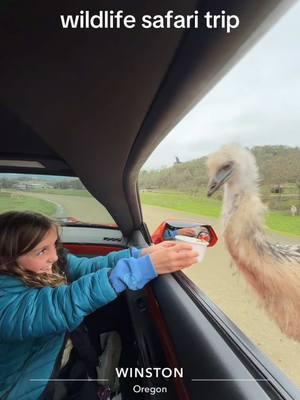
<box><xmin>175</xmin><ymin>156</ymin><xmax>182</xmax><ymax>165</ymax></box>
<box><xmin>291</xmin><ymin>205</ymin><xmax>297</xmax><ymax>217</ymax></box>
<box><xmin>271</xmin><ymin>185</ymin><xmax>283</xmax><ymax>194</ymax></box>
<box><xmin>207</xmin><ymin>144</ymin><xmax>300</xmax><ymax>341</ymax></box>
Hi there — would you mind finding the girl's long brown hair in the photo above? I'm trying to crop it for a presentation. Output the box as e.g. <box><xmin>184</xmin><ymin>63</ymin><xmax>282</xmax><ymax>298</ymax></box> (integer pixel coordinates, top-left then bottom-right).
<box><xmin>0</xmin><ymin>211</ymin><xmax>67</xmax><ymax>288</ymax></box>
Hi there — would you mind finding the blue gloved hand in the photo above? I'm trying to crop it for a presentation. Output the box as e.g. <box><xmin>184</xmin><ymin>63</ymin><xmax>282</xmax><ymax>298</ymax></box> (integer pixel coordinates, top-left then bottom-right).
<box><xmin>131</xmin><ymin>247</ymin><xmax>142</xmax><ymax>258</ymax></box>
<box><xmin>109</xmin><ymin>255</ymin><xmax>157</xmax><ymax>293</ymax></box>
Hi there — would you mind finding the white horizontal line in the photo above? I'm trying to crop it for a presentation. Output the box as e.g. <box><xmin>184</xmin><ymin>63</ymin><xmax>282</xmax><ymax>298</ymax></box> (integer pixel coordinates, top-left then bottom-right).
<box><xmin>30</xmin><ymin>379</ymin><xmax>109</xmax><ymax>382</ymax></box>
<box><xmin>191</xmin><ymin>378</ymin><xmax>271</xmax><ymax>382</ymax></box>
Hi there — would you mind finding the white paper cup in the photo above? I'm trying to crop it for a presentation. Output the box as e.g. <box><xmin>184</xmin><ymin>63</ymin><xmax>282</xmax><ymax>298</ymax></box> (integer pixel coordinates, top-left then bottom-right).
<box><xmin>175</xmin><ymin>235</ymin><xmax>208</xmax><ymax>263</ymax></box>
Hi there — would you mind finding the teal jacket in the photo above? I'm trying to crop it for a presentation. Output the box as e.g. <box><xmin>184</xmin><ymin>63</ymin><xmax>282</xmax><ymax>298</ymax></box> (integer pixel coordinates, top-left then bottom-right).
<box><xmin>0</xmin><ymin>249</ymin><xmax>144</xmax><ymax>400</ymax></box>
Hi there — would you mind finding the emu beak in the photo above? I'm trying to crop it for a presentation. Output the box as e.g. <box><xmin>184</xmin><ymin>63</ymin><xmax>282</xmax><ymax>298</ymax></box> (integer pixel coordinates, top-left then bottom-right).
<box><xmin>207</xmin><ymin>163</ymin><xmax>234</xmax><ymax>197</ymax></box>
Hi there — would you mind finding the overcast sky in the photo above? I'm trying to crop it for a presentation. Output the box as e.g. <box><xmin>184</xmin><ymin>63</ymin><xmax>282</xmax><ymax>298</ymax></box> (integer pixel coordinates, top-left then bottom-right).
<box><xmin>143</xmin><ymin>2</ymin><xmax>300</xmax><ymax>170</ymax></box>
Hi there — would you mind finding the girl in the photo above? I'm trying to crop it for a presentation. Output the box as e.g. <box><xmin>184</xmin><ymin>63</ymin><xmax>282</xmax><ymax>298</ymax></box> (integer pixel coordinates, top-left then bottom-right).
<box><xmin>0</xmin><ymin>211</ymin><xmax>197</xmax><ymax>400</ymax></box>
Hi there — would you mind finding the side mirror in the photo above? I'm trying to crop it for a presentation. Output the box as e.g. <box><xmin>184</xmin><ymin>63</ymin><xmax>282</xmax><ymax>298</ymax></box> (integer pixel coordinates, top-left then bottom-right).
<box><xmin>151</xmin><ymin>219</ymin><xmax>218</xmax><ymax>247</ymax></box>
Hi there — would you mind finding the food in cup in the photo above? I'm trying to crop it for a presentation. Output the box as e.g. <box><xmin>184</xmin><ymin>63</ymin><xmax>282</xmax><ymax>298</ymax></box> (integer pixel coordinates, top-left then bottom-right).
<box><xmin>175</xmin><ymin>235</ymin><xmax>209</xmax><ymax>263</ymax></box>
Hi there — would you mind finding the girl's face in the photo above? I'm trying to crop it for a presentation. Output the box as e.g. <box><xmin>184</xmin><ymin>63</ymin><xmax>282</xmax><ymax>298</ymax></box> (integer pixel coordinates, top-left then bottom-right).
<box><xmin>17</xmin><ymin>227</ymin><xmax>58</xmax><ymax>274</ymax></box>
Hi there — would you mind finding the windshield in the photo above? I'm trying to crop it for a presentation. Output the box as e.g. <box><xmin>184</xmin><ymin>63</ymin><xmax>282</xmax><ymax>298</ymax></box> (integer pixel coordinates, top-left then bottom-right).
<box><xmin>0</xmin><ymin>173</ymin><xmax>115</xmax><ymax>226</ymax></box>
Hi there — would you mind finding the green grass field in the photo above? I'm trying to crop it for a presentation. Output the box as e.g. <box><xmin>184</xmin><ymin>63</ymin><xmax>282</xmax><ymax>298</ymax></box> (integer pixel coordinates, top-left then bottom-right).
<box><xmin>265</xmin><ymin>212</ymin><xmax>300</xmax><ymax>236</ymax></box>
<box><xmin>0</xmin><ymin>192</ymin><xmax>56</xmax><ymax>216</ymax></box>
<box><xmin>140</xmin><ymin>191</ymin><xmax>300</xmax><ymax>237</ymax></box>
<box><xmin>32</xmin><ymin>188</ymin><xmax>90</xmax><ymax>197</ymax></box>
<box><xmin>140</xmin><ymin>191</ymin><xmax>221</xmax><ymax>217</ymax></box>
<box><xmin>1</xmin><ymin>189</ymin><xmax>298</xmax><ymax>237</ymax></box>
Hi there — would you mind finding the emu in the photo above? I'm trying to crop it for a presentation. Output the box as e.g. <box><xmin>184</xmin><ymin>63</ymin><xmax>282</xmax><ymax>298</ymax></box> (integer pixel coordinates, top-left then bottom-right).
<box><xmin>207</xmin><ymin>144</ymin><xmax>300</xmax><ymax>341</ymax></box>
<box><xmin>291</xmin><ymin>205</ymin><xmax>297</xmax><ymax>217</ymax></box>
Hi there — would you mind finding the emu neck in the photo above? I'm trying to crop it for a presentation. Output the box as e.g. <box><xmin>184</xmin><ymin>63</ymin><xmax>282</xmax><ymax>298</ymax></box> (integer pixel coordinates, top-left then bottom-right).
<box><xmin>222</xmin><ymin>182</ymin><xmax>300</xmax><ymax>341</ymax></box>
<box><xmin>222</xmin><ymin>182</ymin><xmax>269</xmax><ymax>274</ymax></box>
<box><xmin>222</xmin><ymin>182</ymin><xmax>262</xmax><ymax>232</ymax></box>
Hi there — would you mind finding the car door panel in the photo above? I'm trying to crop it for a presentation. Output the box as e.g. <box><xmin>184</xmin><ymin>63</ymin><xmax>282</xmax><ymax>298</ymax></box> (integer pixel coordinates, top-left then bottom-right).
<box><xmin>126</xmin><ymin>272</ymin><xmax>299</xmax><ymax>400</ymax></box>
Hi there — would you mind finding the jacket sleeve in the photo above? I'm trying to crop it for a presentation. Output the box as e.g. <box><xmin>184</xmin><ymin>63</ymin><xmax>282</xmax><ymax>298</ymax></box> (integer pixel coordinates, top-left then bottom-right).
<box><xmin>67</xmin><ymin>248</ymin><xmax>132</xmax><ymax>281</ymax></box>
<box><xmin>0</xmin><ymin>268</ymin><xmax>117</xmax><ymax>342</ymax></box>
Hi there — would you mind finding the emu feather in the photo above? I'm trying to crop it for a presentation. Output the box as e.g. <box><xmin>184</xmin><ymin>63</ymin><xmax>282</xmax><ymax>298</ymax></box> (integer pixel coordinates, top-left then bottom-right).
<box><xmin>207</xmin><ymin>144</ymin><xmax>300</xmax><ymax>341</ymax></box>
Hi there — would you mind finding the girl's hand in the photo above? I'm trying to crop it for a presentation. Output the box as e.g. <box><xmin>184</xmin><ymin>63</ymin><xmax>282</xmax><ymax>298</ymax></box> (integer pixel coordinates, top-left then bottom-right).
<box><xmin>140</xmin><ymin>241</ymin><xmax>176</xmax><ymax>256</ymax></box>
<box><xmin>149</xmin><ymin>243</ymin><xmax>198</xmax><ymax>274</ymax></box>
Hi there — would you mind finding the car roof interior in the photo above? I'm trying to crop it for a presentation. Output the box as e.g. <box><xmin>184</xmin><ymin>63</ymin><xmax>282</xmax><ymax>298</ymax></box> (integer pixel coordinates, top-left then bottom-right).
<box><xmin>0</xmin><ymin>0</ymin><xmax>294</xmax><ymax>235</ymax></box>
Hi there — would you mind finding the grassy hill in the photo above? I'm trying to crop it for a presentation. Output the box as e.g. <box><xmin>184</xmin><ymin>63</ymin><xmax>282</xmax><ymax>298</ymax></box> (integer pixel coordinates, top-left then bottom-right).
<box><xmin>139</xmin><ymin>145</ymin><xmax>300</xmax><ymax>214</ymax></box>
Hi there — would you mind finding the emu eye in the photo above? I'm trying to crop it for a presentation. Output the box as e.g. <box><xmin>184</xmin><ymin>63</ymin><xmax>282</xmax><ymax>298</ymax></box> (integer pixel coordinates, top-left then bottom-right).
<box><xmin>223</xmin><ymin>161</ymin><xmax>233</xmax><ymax>170</ymax></box>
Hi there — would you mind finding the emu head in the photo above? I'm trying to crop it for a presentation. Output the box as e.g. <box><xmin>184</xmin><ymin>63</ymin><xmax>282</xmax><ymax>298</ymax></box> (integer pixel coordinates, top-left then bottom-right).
<box><xmin>207</xmin><ymin>144</ymin><xmax>259</xmax><ymax>196</ymax></box>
